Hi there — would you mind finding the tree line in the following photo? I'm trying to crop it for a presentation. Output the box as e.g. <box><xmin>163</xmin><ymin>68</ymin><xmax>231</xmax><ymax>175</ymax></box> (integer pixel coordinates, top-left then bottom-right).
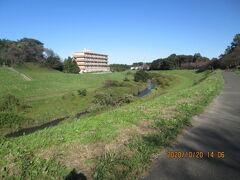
<box><xmin>150</xmin><ymin>53</ymin><xmax>209</xmax><ymax>70</ymax></box>
<box><xmin>1</xmin><ymin>34</ymin><xmax>239</xmax><ymax>73</ymax></box>
<box><xmin>150</xmin><ymin>33</ymin><xmax>240</xmax><ymax>71</ymax></box>
<box><xmin>217</xmin><ymin>33</ymin><xmax>240</xmax><ymax>69</ymax></box>
<box><xmin>109</xmin><ymin>64</ymin><xmax>130</xmax><ymax>72</ymax></box>
<box><xmin>0</xmin><ymin>38</ymin><xmax>79</xmax><ymax>73</ymax></box>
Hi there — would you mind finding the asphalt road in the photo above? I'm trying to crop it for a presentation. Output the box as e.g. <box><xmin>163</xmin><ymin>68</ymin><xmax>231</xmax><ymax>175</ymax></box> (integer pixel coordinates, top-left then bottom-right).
<box><xmin>144</xmin><ymin>71</ymin><xmax>240</xmax><ymax>180</ymax></box>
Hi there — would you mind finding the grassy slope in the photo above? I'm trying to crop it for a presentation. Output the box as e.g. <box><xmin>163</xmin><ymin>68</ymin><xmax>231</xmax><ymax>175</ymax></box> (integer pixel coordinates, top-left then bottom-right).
<box><xmin>93</xmin><ymin>70</ymin><xmax>223</xmax><ymax>179</ymax></box>
<box><xmin>0</xmin><ymin>63</ymin><xmax>126</xmax><ymax>98</ymax></box>
<box><xmin>0</xmin><ymin>70</ymin><xmax>223</xmax><ymax>179</ymax></box>
<box><xmin>0</xmin><ymin>64</ymin><xmax>148</xmax><ymax>131</ymax></box>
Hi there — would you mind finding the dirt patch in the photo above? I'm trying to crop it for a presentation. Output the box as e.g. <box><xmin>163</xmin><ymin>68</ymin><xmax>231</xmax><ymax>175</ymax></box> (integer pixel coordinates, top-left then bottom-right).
<box><xmin>140</xmin><ymin>105</ymin><xmax>178</xmax><ymax>119</ymax></box>
<box><xmin>131</xmin><ymin>120</ymin><xmax>157</xmax><ymax>136</ymax></box>
<box><xmin>176</xmin><ymin>96</ymin><xmax>200</xmax><ymax>105</ymax></box>
<box><xmin>160</xmin><ymin>106</ymin><xmax>178</xmax><ymax>119</ymax></box>
<box><xmin>37</xmin><ymin>120</ymin><xmax>156</xmax><ymax>178</ymax></box>
<box><xmin>3</xmin><ymin>154</ymin><xmax>20</xmax><ymax>177</ymax></box>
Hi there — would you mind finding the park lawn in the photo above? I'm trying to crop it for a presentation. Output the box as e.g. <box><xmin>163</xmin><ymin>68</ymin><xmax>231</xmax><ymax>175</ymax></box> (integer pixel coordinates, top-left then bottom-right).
<box><xmin>0</xmin><ymin>70</ymin><xmax>223</xmax><ymax>179</ymax></box>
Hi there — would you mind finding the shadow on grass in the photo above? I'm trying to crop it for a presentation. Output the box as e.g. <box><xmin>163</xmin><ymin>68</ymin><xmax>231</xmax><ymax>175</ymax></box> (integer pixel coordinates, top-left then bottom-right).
<box><xmin>65</xmin><ymin>169</ymin><xmax>87</xmax><ymax>180</ymax></box>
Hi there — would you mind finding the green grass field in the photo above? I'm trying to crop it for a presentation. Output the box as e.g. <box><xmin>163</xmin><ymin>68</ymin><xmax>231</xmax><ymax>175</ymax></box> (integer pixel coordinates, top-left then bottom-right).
<box><xmin>0</xmin><ymin>68</ymin><xmax>224</xmax><ymax>179</ymax></box>
<box><xmin>0</xmin><ymin>63</ymin><xmax>152</xmax><ymax>133</ymax></box>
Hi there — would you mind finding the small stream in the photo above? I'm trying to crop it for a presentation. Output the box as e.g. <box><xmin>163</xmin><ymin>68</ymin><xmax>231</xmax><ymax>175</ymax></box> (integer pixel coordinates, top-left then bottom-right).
<box><xmin>6</xmin><ymin>81</ymin><xmax>155</xmax><ymax>138</ymax></box>
<box><xmin>5</xmin><ymin>111</ymin><xmax>89</xmax><ymax>138</ymax></box>
<box><xmin>138</xmin><ymin>80</ymin><xmax>155</xmax><ymax>97</ymax></box>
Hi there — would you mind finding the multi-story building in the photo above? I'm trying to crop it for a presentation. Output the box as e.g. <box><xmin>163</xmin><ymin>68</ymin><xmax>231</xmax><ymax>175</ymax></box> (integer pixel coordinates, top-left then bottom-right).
<box><xmin>73</xmin><ymin>49</ymin><xmax>110</xmax><ymax>73</ymax></box>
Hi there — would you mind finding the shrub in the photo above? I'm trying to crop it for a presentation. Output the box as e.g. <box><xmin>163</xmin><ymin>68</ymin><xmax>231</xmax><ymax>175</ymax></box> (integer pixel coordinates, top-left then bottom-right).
<box><xmin>154</xmin><ymin>76</ymin><xmax>170</xmax><ymax>87</ymax></box>
<box><xmin>149</xmin><ymin>74</ymin><xmax>172</xmax><ymax>88</ymax></box>
<box><xmin>0</xmin><ymin>112</ymin><xmax>24</xmax><ymax>128</ymax></box>
<box><xmin>116</xmin><ymin>95</ymin><xmax>134</xmax><ymax>105</ymax></box>
<box><xmin>123</xmin><ymin>77</ymin><xmax>129</xmax><ymax>81</ymax></box>
<box><xmin>134</xmin><ymin>70</ymin><xmax>150</xmax><ymax>82</ymax></box>
<box><xmin>88</xmin><ymin>104</ymin><xmax>103</xmax><ymax>113</ymax></box>
<box><xmin>93</xmin><ymin>93</ymin><xmax>114</xmax><ymax>106</ymax></box>
<box><xmin>78</xmin><ymin>89</ymin><xmax>87</xmax><ymax>96</ymax></box>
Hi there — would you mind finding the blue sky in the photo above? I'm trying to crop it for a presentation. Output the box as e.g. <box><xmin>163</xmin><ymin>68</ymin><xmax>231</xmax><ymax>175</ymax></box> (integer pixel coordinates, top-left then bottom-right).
<box><xmin>0</xmin><ymin>0</ymin><xmax>240</xmax><ymax>64</ymax></box>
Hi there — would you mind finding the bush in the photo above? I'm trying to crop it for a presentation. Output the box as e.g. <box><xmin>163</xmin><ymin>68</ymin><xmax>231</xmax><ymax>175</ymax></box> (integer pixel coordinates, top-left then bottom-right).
<box><xmin>134</xmin><ymin>70</ymin><xmax>150</xmax><ymax>82</ymax></box>
<box><xmin>123</xmin><ymin>77</ymin><xmax>130</xmax><ymax>81</ymax></box>
<box><xmin>77</xmin><ymin>89</ymin><xmax>87</xmax><ymax>96</ymax></box>
<box><xmin>93</xmin><ymin>93</ymin><xmax>114</xmax><ymax>106</ymax></box>
<box><xmin>116</xmin><ymin>95</ymin><xmax>134</xmax><ymax>105</ymax></box>
<box><xmin>93</xmin><ymin>92</ymin><xmax>134</xmax><ymax>107</ymax></box>
<box><xmin>0</xmin><ymin>112</ymin><xmax>24</xmax><ymax>128</ymax></box>
<box><xmin>148</xmin><ymin>73</ymin><xmax>172</xmax><ymax>88</ymax></box>
<box><xmin>154</xmin><ymin>76</ymin><xmax>170</xmax><ymax>88</ymax></box>
<box><xmin>88</xmin><ymin>104</ymin><xmax>103</xmax><ymax>113</ymax></box>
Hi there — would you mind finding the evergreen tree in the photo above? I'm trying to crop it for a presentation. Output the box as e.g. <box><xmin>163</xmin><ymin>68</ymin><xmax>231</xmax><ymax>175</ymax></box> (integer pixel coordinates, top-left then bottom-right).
<box><xmin>63</xmin><ymin>57</ymin><xmax>79</xmax><ymax>74</ymax></box>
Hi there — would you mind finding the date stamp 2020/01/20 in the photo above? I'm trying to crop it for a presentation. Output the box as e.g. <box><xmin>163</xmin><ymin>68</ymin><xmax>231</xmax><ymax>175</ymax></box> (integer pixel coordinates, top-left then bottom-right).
<box><xmin>167</xmin><ymin>151</ymin><xmax>225</xmax><ymax>159</ymax></box>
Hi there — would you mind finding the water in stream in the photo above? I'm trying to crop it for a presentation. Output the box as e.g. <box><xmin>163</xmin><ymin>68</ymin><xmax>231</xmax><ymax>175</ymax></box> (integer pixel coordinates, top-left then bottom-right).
<box><xmin>138</xmin><ymin>81</ymin><xmax>155</xmax><ymax>97</ymax></box>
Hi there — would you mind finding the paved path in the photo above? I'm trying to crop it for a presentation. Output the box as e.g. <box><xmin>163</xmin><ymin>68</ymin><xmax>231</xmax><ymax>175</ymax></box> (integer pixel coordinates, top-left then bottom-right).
<box><xmin>144</xmin><ymin>72</ymin><xmax>240</xmax><ymax>180</ymax></box>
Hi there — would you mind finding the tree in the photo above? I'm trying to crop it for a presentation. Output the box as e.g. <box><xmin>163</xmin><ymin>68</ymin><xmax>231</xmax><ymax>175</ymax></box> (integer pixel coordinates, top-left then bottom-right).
<box><xmin>193</xmin><ymin>53</ymin><xmax>202</xmax><ymax>62</ymax></box>
<box><xmin>150</xmin><ymin>59</ymin><xmax>173</xmax><ymax>70</ymax></box>
<box><xmin>63</xmin><ymin>57</ymin><xmax>79</xmax><ymax>73</ymax></box>
<box><xmin>221</xmin><ymin>46</ymin><xmax>240</xmax><ymax>68</ymax></box>
<box><xmin>222</xmin><ymin>34</ymin><xmax>240</xmax><ymax>56</ymax></box>
<box><xmin>159</xmin><ymin>60</ymin><xmax>172</xmax><ymax>70</ymax></box>
<box><xmin>0</xmin><ymin>38</ymin><xmax>44</xmax><ymax>65</ymax></box>
<box><xmin>43</xmin><ymin>48</ymin><xmax>63</xmax><ymax>71</ymax></box>
<box><xmin>150</xmin><ymin>53</ymin><xmax>209</xmax><ymax>70</ymax></box>
<box><xmin>0</xmin><ymin>39</ymin><xmax>23</xmax><ymax>65</ymax></box>
<box><xmin>231</xmin><ymin>34</ymin><xmax>240</xmax><ymax>49</ymax></box>
<box><xmin>109</xmin><ymin>64</ymin><xmax>130</xmax><ymax>72</ymax></box>
<box><xmin>150</xmin><ymin>59</ymin><xmax>161</xmax><ymax>70</ymax></box>
<box><xmin>208</xmin><ymin>58</ymin><xmax>221</xmax><ymax>70</ymax></box>
<box><xmin>132</xmin><ymin>62</ymin><xmax>143</xmax><ymax>66</ymax></box>
<box><xmin>169</xmin><ymin>54</ymin><xmax>180</xmax><ymax>69</ymax></box>
<box><xmin>220</xmin><ymin>33</ymin><xmax>240</xmax><ymax>69</ymax></box>
<box><xmin>134</xmin><ymin>70</ymin><xmax>150</xmax><ymax>82</ymax></box>
<box><xmin>18</xmin><ymin>38</ymin><xmax>44</xmax><ymax>62</ymax></box>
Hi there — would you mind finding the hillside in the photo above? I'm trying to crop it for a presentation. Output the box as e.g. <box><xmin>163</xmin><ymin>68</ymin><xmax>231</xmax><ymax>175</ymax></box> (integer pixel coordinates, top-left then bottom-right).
<box><xmin>0</xmin><ymin>69</ymin><xmax>224</xmax><ymax>179</ymax></box>
<box><xmin>0</xmin><ymin>63</ymin><xmax>126</xmax><ymax>98</ymax></box>
<box><xmin>1</xmin><ymin>63</ymin><xmax>155</xmax><ymax>134</ymax></box>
